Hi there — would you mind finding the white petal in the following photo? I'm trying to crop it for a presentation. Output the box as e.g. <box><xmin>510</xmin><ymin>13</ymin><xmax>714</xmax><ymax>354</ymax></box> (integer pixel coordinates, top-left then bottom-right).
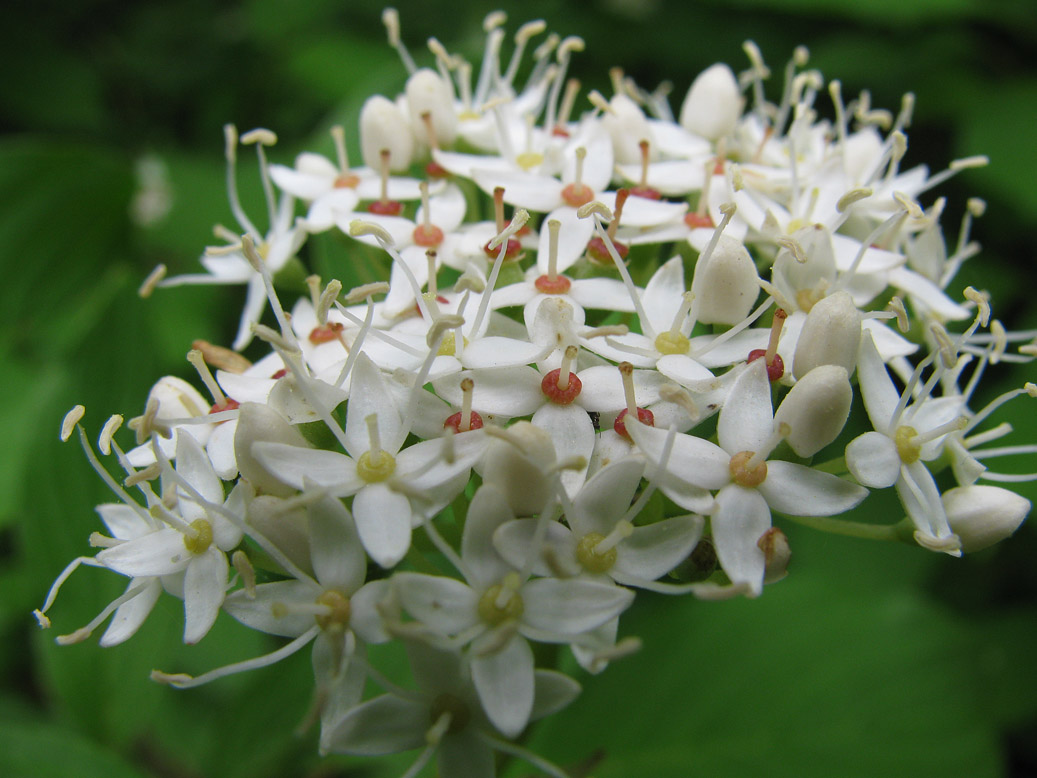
<box><xmin>569</xmin><ymin>457</ymin><xmax>646</xmax><ymax>536</ymax></box>
<box><xmin>576</xmin><ymin>365</ymin><xmax>664</xmax><ymax>411</ymax></box>
<box><xmin>473</xmin><ymin>168</ymin><xmax>562</xmax><ymax>212</ymax></box>
<box><xmin>717</xmin><ymin>359</ymin><xmax>773</xmax><ymax>454</ymax></box>
<box><xmin>353</xmin><ymin>483</ymin><xmax>413</xmax><ymax>568</ymax></box>
<box><xmin>521</xmin><ymin>578</ymin><xmax>633</xmax><ymax>636</ymax></box>
<box><xmin>393</xmin><ymin>572</ymin><xmax>478</xmax><ymax>635</ymax></box>
<box><xmin>624</xmin><ymin>421</ymin><xmax>730</xmax><ymax>490</ymax></box>
<box><xmin>224</xmin><ymin>580</ymin><xmax>317</xmax><ymax>637</ymax></box>
<box><xmin>531</xmin><ymin>404</ymin><xmax>594</xmax><ymax>497</ymax></box>
<box><xmin>346</xmin><ymin>353</ymin><xmax>405</xmax><ymax>457</ymax></box>
<box><xmin>614</xmin><ymin>514</ymin><xmax>704</xmax><ymax>581</ymax></box>
<box><xmin>309</xmin><ymin>495</ymin><xmax>366</xmax><ymax>593</ymax></box>
<box><xmin>98</xmin><ymin>578</ymin><xmax>162</xmax><ymax>646</ymax></box>
<box><xmin>846</xmin><ymin>431</ymin><xmax>901</xmax><ymax>488</ymax></box>
<box><xmin>758</xmin><ymin>461</ymin><xmax>869</xmax><ymax>516</ymax></box>
<box><xmin>323</xmin><ymin>694</ymin><xmax>427</xmax><ymax>755</ymax></box>
<box><xmin>531</xmin><ymin>669</ymin><xmax>582</xmax><ymax>721</ymax></box>
<box><xmin>641</xmin><ymin>256</ymin><xmax>687</xmax><ymax>336</ymax></box>
<box><xmin>433</xmin><ymin>367</ymin><xmax>542</xmax><ymax>416</ymax></box>
<box><xmin>492</xmin><ymin>518</ymin><xmax>577</xmax><ymax>578</ymax></box>
<box><xmin>183</xmin><ymin>547</ymin><xmax>228</xmax><ymax>643</ymax></box>
<box><xmin>461</xmin><ymin>337</ymin><xmax>545</xmax><ymax>369</ymax></box>
<box><xmin>471</xmin><ymin>633</ymin><xmax>535</xmax><ymax>738</ymax></box>
<box><xmin>251</xmin><ymin>442</ymin><xmax>363</xmax><ymax>496</ymax></box>
<box><xmin>462</xmin><ymin>484</ymin><xmax>520</xmax><ymax>588</ymax></box>
<box><xmin>568</xmin><ymin>277</ymin><xmax>637</xmax><ymax>312</ymax></box>
<box><xmin>711</xmin><ymin>485</ymin><xmax>770</xmax><ymax>596</ymax></box>
<box><xmin>97</xmin><ymin>528</ymin><xmax>191</xmax><ymax>577</ymax></box>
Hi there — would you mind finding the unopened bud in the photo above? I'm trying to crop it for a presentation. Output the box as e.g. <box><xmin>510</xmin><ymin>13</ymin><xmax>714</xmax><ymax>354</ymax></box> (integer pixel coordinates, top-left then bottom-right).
<box><xmin>234</xmin><ymin>403</ymin><xmax>311</xmax><ymax>497</ymax></box>
<box><xmin>690</xmin><ymin>236</ymin><xmax>760</xmax><ymax>325</ymax></box>
<box><xmin>406</xmin><ymin>69</ymin><xmax>457</xmax><ymax>146</ymax></box>
<box><xmin>359</xmin><ymin>95</ymin><xmax>414</xmax><ymax>171</ymax></box>
<box><xmin>679</xmin><ymin>63</ymin><xmax>743</xmax><ymax>141</ymax></box>
<box><xmin>943</xmin><ymin>485</ymin><xmax>1029</xmax><ymax>553</ymax></box>
<box><xmin>774</xmin><ymin>365</ymin><xmax>852</xmax><ymax>456</ymax></box>
<box><xmin>481</xmin><ymin>422</ymin><xmax>556</xmax><ymax>517</ymax></box>
<box><xmin>792</xmin><ymin>291</ymin><xmax>861</xmax><ymax>379</ymax></box>
<box><xmin>758</xmin><ymin>527</ymin><xmax>791</xmax><ymax>584</ymax></box>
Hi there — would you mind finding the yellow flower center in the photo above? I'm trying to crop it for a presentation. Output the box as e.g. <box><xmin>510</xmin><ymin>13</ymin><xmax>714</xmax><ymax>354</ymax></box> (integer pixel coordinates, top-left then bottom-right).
<box><xmin>895</xmin><ymin>426</ymin><xmax>921</xmax><ymax>464</ymax></box>
<box><xmin>477</xmin><ymin>577</ymin><xmax>524</xmax><ymax>626</ymax></box>
<box><xmin>654</xmin><ymin>331</ymin><xmax>691</xmax><ymax>355</ymax></box>
<box><xmin>357</xmin><ymin>451</ymin><xmax>396</xmax><ymax>483</ymax></box>
<box><xmin>314</xmin><ymin>589</ymin><xmax>352</xmax><ymax>631</ymax></box>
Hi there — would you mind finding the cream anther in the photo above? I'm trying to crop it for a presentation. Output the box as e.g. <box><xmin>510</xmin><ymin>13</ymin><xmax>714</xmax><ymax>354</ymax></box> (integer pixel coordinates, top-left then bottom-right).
<box><xmin>989</xmin><ymin>320</ymin><xmax>1005</xmax><ymax>364</ymax></box>
<box><xmin>483</xmin><ymin>10</ymin><xmax>507</xmax><ymax>31</ymax></box>
<box><xmin>223</xmin><ymin>124</ymin><xmax>238</xmax><ymax>162</ymax></box>
<box><xmin>583</xmin><ymin>324</ymin><xmax>629</xmax><ymax>339</ymax></box>
<box><xmin>232</xmin><ymin>550</ymin><xmax>257</xmax><ymax>599</ymax></box>
<box><xmin>240</xmin><ymin>234</ymin><xmax>264</xmax><ymax>271</ymax></box>
<box><xmin>968</xmin><ymin>198</ymin><xmax>987</xmax><ymax>217</ymax></box>
<box><xmin>587</xmin><ymin>90</ymin><xmax>612</xmax><ymax>113</ymax></box>
<box><xmin>951</xmin><ymin>156</ymin><xmax>990</xmax><ymax>171</ymax></box>
<box><xmin>577</xmin><ymin>201</ymin><xmax>612</xmax><ymax>221</ymax></box>
<box><xmin>558</xmin><ymin>36</ymin><xmax>585</xmax><ymax>56</ymax></box>
<box><xmin>742</xmin><ymin>40</ymin><xmax>769</xmax><ymax>77</ymax></box>
<box><xmin>61</xmin><ymin>405</ymin><xmax>86</xmax><ymax>442</ymax></box>
<box><xmin>251</xmin><ymin>323</ymin><xmax>297</xmax><ymax>353</ymax></box>
<box><xmin>836</xmin><ymin>188</ymin><xmax>873</xmax><ymax>212</ymax></box>
<box><xmin>516</xmin><ymin>19</ymin><xmax>546</xmax><ymax>43</ymax></box>
<box><xmin>887</xmin><ymin>296</ymin><xmax>910</xmax><ymax>333</ymax></box>
<box><xmin>139</xmin><ymin>264</ymin><xmax>167</xmax><ymax>298</ymax></box>
<box><xmin>659</xmin><ymin>384</ymin><xmax>701</xmax><ymax>421</ymax></box>
<box><xmin>426</xmin><ymin>315</ymin><xmax>465</xmax><ymax>348</ymax></box>
<box><xmin>240</xmin><ymin>128</ymin><xmax>277</xmax><ymax>146</ymax></box>
<box><xmin>382</xmin><ymin>8</ymin><xmax>401</xmax><ymax>45</ymax></box>
<box><xmin>487</xmin><ymin>209</ymin><xmax>529</xmax><ymax>249</ymax></box>
<box><xmin>125</xmin><ymin>463</ymin><xmax>161</xmax><ymax>488</ymax></box>
<box><xmin>344</xmin><ymin>282</ymin><xmax>390</xmax><ymax>304</ymax></box>
<box><xmin>619</xmin><ymin>362</ymin><xmax>638</xmax><ymax>416</ymax></box>
<box><xmin>99</xmin><ymin>415</ymin><xmax>123</xmax><ymax>456</ymax></box>
<box><xmin>963</xmin><ymin>287</ymin><xmax>990</xmax><ymax>327</ymax></box>
<box><xmin>192</xmin><ymin>340</ymin><xmax>252</xmax><ymax>374</ymax></box>
<box><xmin>1025</xmin><ymin>382</ymin><xmax>1037</xmax><ymax>398</ymax></box>
<box><xmin>892</xmin><ymin>191</ymin><xmax>923</xmax><ymax>219</ymax></box>
<box><xmin>777</xmin><ymin>236</ymin><xmax>807</xmax><ymax>264</ymax></box>
<box><xmin>349</xmin><ymin>220</ymin><xmax>394</xmax><ymax>245</ymax></box>
<box><xmin>317</xmin><ymin>280</ymin><xmax>342</xmax><ymax>326</ymax></box>
<box><xmin>454</xmin><ymin>269</ymin><xmax>485</xmax><ymax>294</ymax></box>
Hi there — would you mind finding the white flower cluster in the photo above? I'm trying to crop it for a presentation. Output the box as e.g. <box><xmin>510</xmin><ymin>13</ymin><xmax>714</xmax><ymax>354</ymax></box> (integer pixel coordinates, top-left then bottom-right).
<box><xmin>39</xmin><ymin>10</ymin><xmax>1035</xmax><ymax>777</ymax></box>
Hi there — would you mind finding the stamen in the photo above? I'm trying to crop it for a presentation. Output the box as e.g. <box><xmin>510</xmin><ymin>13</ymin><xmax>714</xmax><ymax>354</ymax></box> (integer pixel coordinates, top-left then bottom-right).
<box><xmin>139</xmin><ymin>264</ymin><xmax>167</xmax><ymax>298</ymax></box>
<box><xmin>630</xmin><ymin>139</ymin><xmax>660</xmax><ymax>200</ymax></box>
<box><xmin>231</xmin><ymin>550</ymin><xmax>257</xmax><ymax>599</ymax></box>
<box><xmin>187</xmin><ymin>349</ymin><xmax>229</xmax><ymax>409</ymax></box>
<box><xmin>745</xmin><ymin>422</ymin><xmax>790</xmax><ymax>472</ymax></box>
<box><xmin>98</xmin><ymin>415</ymin><xmax>123</xmax><ymax>456</ymax></box>
<box><xmin>887</xmin><ymin>296</ymin><xmax>910</xmax><ymax>333</ymax></box>
<box><xmin>382</xmin><ymin>7</ymin><xmax>416</xmax><ymax>74</ymax></box>
<box><xmin>561</xmin><ymin>146</ymin><xmax>594</xmax><ymax>207</ymax></box>
<box><xmin>553</xmin><ymin>78</ymin><xmax>581</xmax><ymax>135</ymax></box>
<box><xmin>365</xmin><ymin>413</ymin><xmax>383</xmax><ymax>462</ymax></box>
<box><xmin>613</xmin><ymin>361</ymin><xmax>654</xmax><ymax>440</ymax></box>
<box><xmin>223</xmin><ymin>124</ymin><xmax>261</xmax><ymax>239</ymax></box>
<box><xmin>240</xmin><ymin>128</ymin><xmax>279</xmax><ymax>230</ymax></box>
<box><xmin>747</xmin><ymin>308</ymin><xmax>787</xmax><ymax>381</ymax></box>
<box><xmin>659</xmin><ymin>384</ymin><xmax>700</xmax><ymax>422</ymax></box>
<box><xmin>61</xmin><ymin>405</ymin><xmax>86</xmax><ymax>442</ymax></box>
<box><xmin>593</xmin><ymin>520</ymin><xmax>634</xmax><ymax>555</ymax></box>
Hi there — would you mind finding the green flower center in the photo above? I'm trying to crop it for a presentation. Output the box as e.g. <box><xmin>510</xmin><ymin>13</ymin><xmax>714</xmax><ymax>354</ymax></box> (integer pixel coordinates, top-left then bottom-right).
<box><xmin>478</xmin><ymin>578</ymin><xmax>524</xmax><ymax>626</ymax></box>
<box><xmin>654</xmin><ymin>331</ymin><xmax>690</xmax><ymax>355</ymax></box>
<box><xmin>895</xmin><ymin>425</ymin><xmax>921</xmax><ymax>464</ymax></box>
<box><xmin>576</xmin><ymin>532</ymin><xmax>618</xmax><ymax>573</ymax></box>
<box><xmin>183</xmin><ymin>519</ymin><xmax>214</xmax><ymax>554</ymax></box>
<box><xmin>314</xmin><ymin>589</ymin><xmax>351</xmax><ymax>631</ymax></box>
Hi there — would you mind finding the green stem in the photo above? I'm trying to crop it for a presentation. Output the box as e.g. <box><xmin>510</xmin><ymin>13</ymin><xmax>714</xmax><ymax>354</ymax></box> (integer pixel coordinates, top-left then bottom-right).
<box><xmin>782</xmin><ymin>513</ymin><xmax>905</xmax><ymax>541</ymax></box>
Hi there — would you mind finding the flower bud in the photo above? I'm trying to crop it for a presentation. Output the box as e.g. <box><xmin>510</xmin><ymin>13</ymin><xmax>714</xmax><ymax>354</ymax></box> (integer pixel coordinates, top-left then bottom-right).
<box><xmin>360</xmin><ymin>95</ymin><xmax>414</xmax><ymax>171</ymax></box>
<box><xmin>942</xmin><ymin>485</ymin><xmax>1030</xmax><ymax>553</ymax></box>
<box><xmin>758</xmin><ymin>527</ymin><xmax>791</xmax><ymax>584</ymax></box>
<box><xmin>772</xmin><ymin>224</ymin><xmax>836</xmax><ymax>309</ymax></box>
<box><xmin>678</xmin><ymin>63</ymin><xmax>743</xmax><ymax>141</ymax></box>
<box><xmin>481</xmin><ymin>422</ymin><xmax>556</xmax><ymax>516</ymax></box>
<box><xmin>247</xmin><ymin>495</ymin><xmax>313</xmax><ymax>575</ymax></box>
<box><xmin>774</xmin><ymin>365</ymin><xmax>852</xmax><ymax>457</ymax></box>
<box><xmin>690</xmin><ymin>235</ymin><xmax>760</xmax><ymax>325</ymax></box>
<box><xmin>406</xmin><ymin>68</ymin><xmax>457</xmax><ymax>147</ymax></box>
<box><xmin>601</xmin><ymin>94</ymin><xmax>652</xmax><ymax>165</ymax></box>
<box><xmin>792</xmin><ymin>291</ymin><xmax>861</xmax><ymax>379</ymax></box>
<box><xmin>233</xmin><ymin>402</ymin><xmax>311</xmax><ymax>497</ymax></box>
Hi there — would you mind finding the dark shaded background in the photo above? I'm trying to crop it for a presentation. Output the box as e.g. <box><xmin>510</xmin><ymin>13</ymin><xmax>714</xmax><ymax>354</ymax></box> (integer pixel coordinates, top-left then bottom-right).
<box><xmin>1</xmin><ymin>1</ymin><xmax>1035</xmax><ymax>776</ymax></box>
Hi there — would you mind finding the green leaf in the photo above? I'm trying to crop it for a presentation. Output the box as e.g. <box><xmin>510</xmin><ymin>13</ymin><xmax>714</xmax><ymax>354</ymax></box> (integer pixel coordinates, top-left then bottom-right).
<box><xmin>0</xmin><ymin>702</ymin><xmax>149</xmax><ymax>778</ymax></box>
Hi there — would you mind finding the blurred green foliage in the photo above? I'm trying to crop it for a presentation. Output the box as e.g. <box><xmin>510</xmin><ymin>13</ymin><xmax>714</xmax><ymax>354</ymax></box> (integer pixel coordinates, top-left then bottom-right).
<box><xmin>2</xmin><ymin>0</ymin><xmax>1035</xmax><ymax>776</ymax></box>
